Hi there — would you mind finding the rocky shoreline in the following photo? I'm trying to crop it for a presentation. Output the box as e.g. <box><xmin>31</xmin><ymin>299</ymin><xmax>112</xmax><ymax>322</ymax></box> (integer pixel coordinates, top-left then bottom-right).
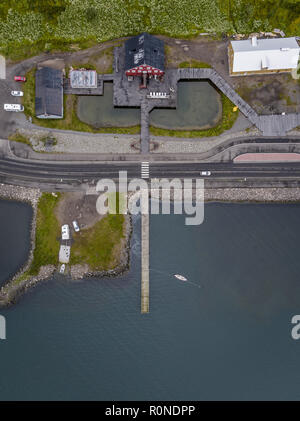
<box><xmin>0</xmin><ymin>184</ymin><xmax>42</xmax><ymax>307</ymax></box>
<box><xmin>204</xmin><ymin>187</ymin><xmax>300</xmax><ymax>202</ymax></box>
<box><xmin>0</xmin><ymin>185</ymin><xmax>132</xmax><ymax>307</ymax></box>
<box><xmin>150</xmin><ymin>186</ymin><xmax>300</xmax><ymax>203</ymax></box>
<box><xmin>1</xmin><ymin>182</ymin><xmax>300</xmax><ymax>307</ymax></box>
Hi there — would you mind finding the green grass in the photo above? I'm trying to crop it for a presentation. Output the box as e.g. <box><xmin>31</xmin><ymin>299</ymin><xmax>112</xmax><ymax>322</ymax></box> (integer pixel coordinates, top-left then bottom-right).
<box><xmin>28</xmin><ymin>193</ymin><xmax>61</xmax><ymax>275</ymax></box>
<box><xmin>150</xmin><ymin>94</ymin><xmax>239</xmax><ymax>138</ymax></box>
<box><xmin>22</xmin><ymin>67</ymin><xmax>36</xmax><ymax>117</ymax></box>
<box><xmin>70</xmin><ymin>214</ymin><xmax>125</xmax><ymax>271</ymax></box>
<box><xmin>286</xmin><ymin>96</ymin><xmax>295</xmax><ymax>106</ymax></box>
<box><xmin>1</xmin><ymin>0</ymin><xmax>299</xmax><ymax>61</ymax></box>
<box><xmin>22</xmin><ymin>67</ymin><xmax>140</xmax><ymax>134</ymax></box>
<box><xmin>23</xmin><ymin>65</ymin><xmax>237</xmax><ymax>138</ymax></box>
<box><xmin>8</xmin><ymin>131</ymin><xmax>31</xmax><ymax>146</ymax></box>
<box><xmin>179</xmin><ymin>60</ymin><xmax>211</xmax><ymax>68</ymax></box>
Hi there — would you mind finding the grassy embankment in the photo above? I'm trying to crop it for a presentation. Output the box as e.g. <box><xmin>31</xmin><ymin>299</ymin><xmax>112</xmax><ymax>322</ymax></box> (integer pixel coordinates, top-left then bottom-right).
<box><xmin>70</xmin><ymin>214</ymin><xmax>125</xmax><ymax>271</ymax></box>
<box><xmin>15</xmin><ymin>193</ymin><xmax>126</xmax><ymax>283</ymax></box>
<box><xmin>22</xmin><ymin>67</ymin><xmax>140</xmax><ymax>135</ymax></box>
<box><xmin>8</xmin><ymin>131</ymin><xmax>31</xmax><ymax>146</ymax></box>
<box><xmin>15</xmin><ymin>193</ymin><xmax>61</xmax><ymax>283</ymax></box>
<box><xmin>70</xmin><ymin>192</ymin><xmax>126</xmax><ymax>271</ymax></box>
<box><xmin>21</xmin><ymin>63</ymin><xmax>238</xmax><ymax>139</ymax></box>
<box><xmin>1</xmin><ymin>0</ymin><xmax>299</xmax><ymax>62</ymax></box>
<box><xmin>178</xmin><ymin>60</ymin><xmax>211</xmax><ymax>69</ymax></box>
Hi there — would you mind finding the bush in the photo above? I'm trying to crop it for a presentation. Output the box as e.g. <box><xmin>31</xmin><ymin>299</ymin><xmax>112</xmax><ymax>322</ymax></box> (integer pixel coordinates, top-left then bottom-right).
<box><xmin>1</xmin><ymin>1</ymin><xmax>299</xmax><ymax>60</ymax></box>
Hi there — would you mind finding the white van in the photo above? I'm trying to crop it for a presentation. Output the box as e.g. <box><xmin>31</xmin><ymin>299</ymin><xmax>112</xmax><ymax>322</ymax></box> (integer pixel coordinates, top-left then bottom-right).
<box><xmin>61</xmin><ymin>224</ymin><xmax>70</xmax><ymax>240</ymax></box>
<box><xmin>4</xmin><ymin>104</ymin><xmax>24</xmax><ymax>112</ymax></box>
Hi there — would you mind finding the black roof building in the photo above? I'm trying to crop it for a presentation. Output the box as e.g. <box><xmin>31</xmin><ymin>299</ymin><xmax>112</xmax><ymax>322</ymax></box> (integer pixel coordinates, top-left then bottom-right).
<box><xmin>125</xmin><ymin>32</ymin><xmax>164</xmax><ymax>73</ymax></box>
<box><xmin>35</xmin><ymin>67</ymin><xmax>63</xmax><ymax>119</ymax></box>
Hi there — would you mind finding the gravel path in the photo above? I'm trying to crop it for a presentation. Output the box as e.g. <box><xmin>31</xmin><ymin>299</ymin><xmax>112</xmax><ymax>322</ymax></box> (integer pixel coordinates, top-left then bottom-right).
<box><xmin>151</xmin><ymin>126</ymin><xmax>259</xmax><ymax>154</ymax></box>
<box><xmin>17</xmin><ymin>127</ymin><xmax>140</xmax><ymax>154</ymax></box>
<box><xmin>16</xmin><ymin>113</ymin><xmax>257</xmax><ymax>156</ymax></box>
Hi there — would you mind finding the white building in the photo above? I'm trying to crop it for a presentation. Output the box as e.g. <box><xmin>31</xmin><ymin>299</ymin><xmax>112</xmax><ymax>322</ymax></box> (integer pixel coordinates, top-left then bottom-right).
<box><xmin>229</xmin><ymin>37</ymin><xmax>300</xmax><ymax>75</ymax></box>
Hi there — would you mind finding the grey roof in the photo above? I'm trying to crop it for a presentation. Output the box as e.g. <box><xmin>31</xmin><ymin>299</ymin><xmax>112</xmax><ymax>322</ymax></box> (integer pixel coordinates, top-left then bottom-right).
<box><xmin>35</xmin><ymin>67</ymin><xmax>63</xmax><ymax>117</ymax></box>
<box><xmin>231</xmin><ymin>37</ymin><xmax>299</xmax><ymax>52</ymax></box>
<box><xmin>70</xmin><ymin>70</ymin><xmax>97</xmax><ymax>88</ymax></box>
<box><xmin>125</xmin><ymin>32</ymin><xmax>164</xmax><ymax>71</ymax></box>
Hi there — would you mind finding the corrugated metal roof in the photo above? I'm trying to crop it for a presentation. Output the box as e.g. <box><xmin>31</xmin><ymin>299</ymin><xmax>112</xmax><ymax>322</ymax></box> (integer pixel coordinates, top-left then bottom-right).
<box><xmin>35</xmin><ymin>67</ymin><xmax>63</xmax><ymax>117</ymax></box>
<box><xmin>231</xmin><ymin>37</ymin><xmax>299</xmax><ymax>52</ymax></box>
<box><xmin>231</xmin><ymin>37</ymin><xmax>300</xmax><ymax>72</ymax></box>
<box><xmin>125</xmin><ymin>32</ymin><xmax>164</xmax><ymax>71</ymax></box>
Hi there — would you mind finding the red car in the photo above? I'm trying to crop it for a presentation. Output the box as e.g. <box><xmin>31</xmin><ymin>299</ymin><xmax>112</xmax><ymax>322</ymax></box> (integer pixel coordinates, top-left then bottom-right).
<box><xmin>14</xmin><ymin>76</ymin><xmax>26</xmax><ymax>82</ymax></box>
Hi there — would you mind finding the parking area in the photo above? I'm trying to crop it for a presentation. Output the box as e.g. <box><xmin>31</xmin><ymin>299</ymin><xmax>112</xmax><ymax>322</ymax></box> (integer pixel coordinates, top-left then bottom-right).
<box><xmin>0</xmin><ymin>76</ymin><xmax>27</xmax><ymax>138</ymax></box>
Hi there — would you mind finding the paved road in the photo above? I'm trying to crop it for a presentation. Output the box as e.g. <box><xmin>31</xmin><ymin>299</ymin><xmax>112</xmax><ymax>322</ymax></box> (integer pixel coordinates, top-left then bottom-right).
<box><xmin>1</xmin><ymin>156</ymin><xmax>300</xmax><ymax>187</ymax></box>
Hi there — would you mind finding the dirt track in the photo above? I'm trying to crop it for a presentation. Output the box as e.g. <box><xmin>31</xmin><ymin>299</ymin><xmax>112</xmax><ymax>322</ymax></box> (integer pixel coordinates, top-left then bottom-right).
<box><xmin>55</xmin><ymin>192</ymin><xmax>102</xmax><ymax>231</ymax></box>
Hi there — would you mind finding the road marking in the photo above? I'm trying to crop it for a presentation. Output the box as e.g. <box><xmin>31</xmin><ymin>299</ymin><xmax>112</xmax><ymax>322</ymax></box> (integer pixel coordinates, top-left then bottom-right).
<box><xmin>141</xmin><ymin>161</ymin><xmax>149</xmax><ymax>179</ymax></box>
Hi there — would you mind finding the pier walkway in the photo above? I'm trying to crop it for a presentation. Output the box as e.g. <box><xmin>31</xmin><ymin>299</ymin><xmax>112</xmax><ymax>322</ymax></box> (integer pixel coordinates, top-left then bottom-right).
<box><xmin>177</xmin><ymin>68</ymin><xmax>300</xmax><ymax>136</ymax></box>
<box><xmin>141</xmin><ymin>211</ymin><xmax>149</xmax><ymax>314</ymax></box>
<box><xmin>141</xmin><ymin>101</ymin><xmax>151</xmax><ymax>154</ymax></box>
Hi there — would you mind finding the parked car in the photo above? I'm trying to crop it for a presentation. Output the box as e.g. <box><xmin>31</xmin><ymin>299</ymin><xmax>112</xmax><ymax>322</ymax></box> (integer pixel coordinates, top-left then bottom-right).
<box><xmin>61</xmin><ymin>224</ymin><xmax>70</xmax><ymax>240</ymax></box>
<box><xmin>14</xmin><ymin>76</ymin><xmax>26</xmax><ymax>82</ymax></box>
<box><xmin>4</xmin><ymin>104</ymin><xmax>24</xmax><ymax>112</ymax></box>
<box><xmin>72</xmin><ymin>220</ymin><xmax>80</xmax><ymax>232</ymax></box>
<box><xmin>200</xmin><ymin>171</ymin><xmax>211</xmax><ymax>176</ymax></box>
<box><xmin>11</xmin><ymin>90</ymin><xmax>23</xmax><ymax>96</ymax></box>
<box><xmin>59</xmin><ymin>264</ymin><xmax>65</xmax><ymax>274</ymax></box>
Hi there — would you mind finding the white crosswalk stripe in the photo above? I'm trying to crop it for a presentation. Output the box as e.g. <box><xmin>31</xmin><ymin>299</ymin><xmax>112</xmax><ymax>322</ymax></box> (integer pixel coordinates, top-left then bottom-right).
<box><xmin>141</xmin><ymin>162</ymin><xmax>150</xmax><ymax>179</ymax></box>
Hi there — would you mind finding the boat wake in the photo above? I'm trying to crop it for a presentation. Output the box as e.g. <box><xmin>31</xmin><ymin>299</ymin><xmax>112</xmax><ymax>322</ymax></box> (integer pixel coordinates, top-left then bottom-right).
<box><xmin>149</xmin><ymin>268</ymin><xmax>201</xmax><ymax>289</ymax></box>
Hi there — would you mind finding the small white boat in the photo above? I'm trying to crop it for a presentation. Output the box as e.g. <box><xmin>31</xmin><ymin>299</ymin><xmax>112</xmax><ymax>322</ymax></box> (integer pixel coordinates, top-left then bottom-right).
<box><xmin>174</xmin><ymin>274</ymin><xmax>188</xmax><ymax>281</ymax></box>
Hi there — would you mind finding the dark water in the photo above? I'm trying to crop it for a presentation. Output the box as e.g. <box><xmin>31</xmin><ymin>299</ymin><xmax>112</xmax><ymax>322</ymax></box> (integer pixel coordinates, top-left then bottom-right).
<box><xmin>77</xmin><ymin>81</ymin><xmax>221</xmax><ymax>130</ymax></box>
<box><xmin>77</xmin><ymin>82</ymin><xmax>140</xmax><ymax>127</ymax></box>
<box><xmin>1</xmin><ymin>203</ymin><xmax>300</xmax><ymax>400</ymax></box>
<box><xmin>150</xmin><ymin>81</ymin><xmax>221</xmax><ymax>130</ymax></box>
<box><xmin>0</xmin><ymin>200</ymin><xmax>32</xmax><ymax>287</ymax></box>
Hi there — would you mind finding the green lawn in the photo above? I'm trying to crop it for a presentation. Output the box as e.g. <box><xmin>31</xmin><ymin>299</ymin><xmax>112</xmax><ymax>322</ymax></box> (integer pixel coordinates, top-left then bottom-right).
<box><xmin>29</xmin><ymin>193</ymin><xmax>61</xmax><ymax>275</ymax></box>
<box><xmin>11</xmin><ymin>193</ymin><xmax>126</xmax><ymax>287</ymax></box>
<box><xmin>70</xmin><ymin>214</ymin><xmax>125</xmax><ymax>271</ymax></box>
<box><xmin>179</xmin><ymin>60</ymin><xmax>211</xmax><ymax>69</ymax></box>
<box><xmin>23</xmin><ymin>65</ymin><xmax>238</xmax><ymax>138</ymax></box>
<box><xmin>8</xmin><ymin>131</ymin><xmax>31</xmax><ymax>146</ymax></box>
<box><xmin>22</xmin><ymin>67</ymin><xmax>140</xmax><ymax>134</ymax></box>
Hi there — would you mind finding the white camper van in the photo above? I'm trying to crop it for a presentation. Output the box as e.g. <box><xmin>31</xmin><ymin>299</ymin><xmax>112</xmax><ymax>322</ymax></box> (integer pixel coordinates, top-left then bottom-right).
<box><xmin>61</xmin><ymin>224</ymin><xmax>70</xmax><ymax>240</ymax></box>
<box><xmin>4</xmin><ymin>104</ymin><xmax>24</xmax><ymax>112</ymax></box>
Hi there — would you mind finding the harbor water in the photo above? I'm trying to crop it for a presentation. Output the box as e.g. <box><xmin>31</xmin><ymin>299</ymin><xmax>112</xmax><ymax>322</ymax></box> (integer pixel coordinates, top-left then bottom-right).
<box><xmin>0</xmin><ymin>202</ymin><xmax>300</xmax><ymax>400</ymax></box>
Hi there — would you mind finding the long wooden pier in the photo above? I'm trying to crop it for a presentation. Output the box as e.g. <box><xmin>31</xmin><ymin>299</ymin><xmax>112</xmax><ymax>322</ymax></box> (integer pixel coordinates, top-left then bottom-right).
<box><xmin>141</xmin><ymin>212</ymin><xmax>149</xmax><ymax>313</ymax></box>
<box><xmin>140</xmin><ymin>101</ymin><xmax>150</xmax><ymax>154</ymax></box>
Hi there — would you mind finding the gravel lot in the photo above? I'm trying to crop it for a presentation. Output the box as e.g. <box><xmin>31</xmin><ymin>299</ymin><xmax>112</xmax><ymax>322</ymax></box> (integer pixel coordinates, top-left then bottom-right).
<box><xmin>17</xmin><ymin>127</ymin><xmax>140</xmax><ymax>154</ymax></box>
